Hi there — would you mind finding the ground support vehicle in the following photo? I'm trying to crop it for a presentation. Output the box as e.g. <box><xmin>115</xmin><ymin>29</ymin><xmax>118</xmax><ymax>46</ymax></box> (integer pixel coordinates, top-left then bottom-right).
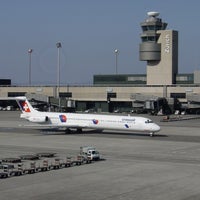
<box><xmin>39</xmin><ymin>159</ymin><xmax>51</xmax><ymax>172</ymax></box>
<box><xmin>80</xmin><ymin>146</ymin><xmax>100</xmax><ymax>161</ymax></box>
<box><xmin>50</xmin><ymin>158</ymin><xmax>64</xmax><ymax>170</ymax></box>
<box><xmin>0</xmin><ymin>164</ymin><xmax>18</xmax><ymax>178</ymax></box>
<box><xmin>0</xmin><ymin>147</ymin><xmax>103</xmax><ymax>179</ymax></box>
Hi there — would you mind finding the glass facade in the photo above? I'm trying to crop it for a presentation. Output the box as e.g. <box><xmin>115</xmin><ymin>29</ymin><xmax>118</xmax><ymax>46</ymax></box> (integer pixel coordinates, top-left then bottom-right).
<box><xmin>93</xmin><ymin>74</ymin><xmax>146</xmax><ymax>85</ymax></box>
<box><xmin>176</xmin><ymin>74</ymin><xmax>194</xmax><ymax>84</ymax></box>
<box><xmin>94</xmin><ymin>74</ymin><xmax>195</xmax><ymax>85</ymax></box>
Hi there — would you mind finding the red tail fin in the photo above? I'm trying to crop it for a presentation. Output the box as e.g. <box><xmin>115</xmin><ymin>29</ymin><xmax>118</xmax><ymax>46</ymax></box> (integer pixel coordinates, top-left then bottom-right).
<box><xmin>18</xmin><ymin>100</ymin><xmax>31</xmax><ymax>112</ymax></box>
<box><xmin>16</xmin><ymin>97</ymin><xmax>38</xmax><ymax>113</ymax></box>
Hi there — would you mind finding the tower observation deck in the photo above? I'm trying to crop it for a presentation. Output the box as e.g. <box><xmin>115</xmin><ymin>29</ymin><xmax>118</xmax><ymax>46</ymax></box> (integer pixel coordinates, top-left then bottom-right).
<box><xmin>139</xmin><ymin>12</ymin><xmax>167</xmax><ymax>61</ymax></box>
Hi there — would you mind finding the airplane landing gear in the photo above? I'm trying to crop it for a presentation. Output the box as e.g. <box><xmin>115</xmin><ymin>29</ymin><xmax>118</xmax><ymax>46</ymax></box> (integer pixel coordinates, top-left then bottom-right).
<box><xmin>77</xmin><ymin>128</ymin><xmax>82</xmax><ymax>133</ymax></box>
<box><xmin>150</xmin><ymin>132</ymin><xmax>154</xmax><ymax>137</ymax></box>
<box><xmin>65</xmin><ymin>128</ymin><xmax>82</xmax><ymax>134</ymax></box>
<box><xmin>65</xmin><ymin>128</ymin><xmax>71</xmax><ymax>134</ymax></box>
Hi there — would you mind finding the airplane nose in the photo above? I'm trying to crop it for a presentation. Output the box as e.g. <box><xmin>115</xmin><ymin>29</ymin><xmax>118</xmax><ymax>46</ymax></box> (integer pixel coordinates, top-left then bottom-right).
<box><xmin>154</xmin><ymin>124</ymin><xmax>161</xmax><ymax>132</ymax></box>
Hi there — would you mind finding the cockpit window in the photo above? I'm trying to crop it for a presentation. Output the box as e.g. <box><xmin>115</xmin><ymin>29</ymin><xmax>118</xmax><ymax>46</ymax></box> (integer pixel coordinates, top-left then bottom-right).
<box><xmin>145</xmin><ymin>119</ymin><xmax>153</xmax><ymax>123</ymax></box>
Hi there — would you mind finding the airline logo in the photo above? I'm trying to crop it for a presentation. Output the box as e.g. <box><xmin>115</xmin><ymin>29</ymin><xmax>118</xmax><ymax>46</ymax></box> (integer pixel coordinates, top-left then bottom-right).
<box><xmin>59</xmin><ymin>115</ymin><xmax>67</xmax><ymax>122</ymax></box>
<box><xmin>125</xmin><ymin>124</ymin><xmax>129</xmax><ymax>128</ymax></box>
<box><xmin>19</xmin><ymin>100</ymin><xmax>31</xmax><ymax>112</ymax></box>
<box><xmin>92</xmin><ymin>119</ymin><xmax>99</xmax><ymax>125</ymax></box>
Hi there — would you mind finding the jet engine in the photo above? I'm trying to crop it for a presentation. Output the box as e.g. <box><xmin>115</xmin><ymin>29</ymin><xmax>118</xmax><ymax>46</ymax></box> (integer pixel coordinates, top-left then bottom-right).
<box><xmin>29</xmin><ymin>116</ymin><xmax>48</xmax><ymax>123</ymax></box>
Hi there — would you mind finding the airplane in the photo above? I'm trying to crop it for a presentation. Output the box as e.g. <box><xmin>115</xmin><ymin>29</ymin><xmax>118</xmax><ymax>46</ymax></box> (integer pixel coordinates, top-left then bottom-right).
<box><xmin>14</xmin><ymin>96</ymin><xmax>160</xmax><ymax>136</ymax></box>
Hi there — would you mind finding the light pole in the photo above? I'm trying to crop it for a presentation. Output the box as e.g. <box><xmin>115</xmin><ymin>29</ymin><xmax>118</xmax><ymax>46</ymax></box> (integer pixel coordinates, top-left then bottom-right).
<box><xmin>28</xmin><ymin>48</ymin><xmax>33</xmax><ymax>85</ymax></box>
<box><xmin>56</xmin><ymin>42</ymin><xmax>62</xmax><ymax>98</ymax></box>
<box><xmin>114</xmin><ymin>49</ymin><xmax>119</xmax><ymax>74</ymax></box>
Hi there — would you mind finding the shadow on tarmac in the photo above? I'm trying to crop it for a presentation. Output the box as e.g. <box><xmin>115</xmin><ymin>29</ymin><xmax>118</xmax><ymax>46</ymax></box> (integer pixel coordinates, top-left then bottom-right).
<box><xmin>2</xmin><ymin>126</ymin><xmax>200</xmax><ymax>143</ymax></box>
<box><xmin>39</xmin><ymin>128</ymin><xmax>168</xmax><ymax>139</ymax></box>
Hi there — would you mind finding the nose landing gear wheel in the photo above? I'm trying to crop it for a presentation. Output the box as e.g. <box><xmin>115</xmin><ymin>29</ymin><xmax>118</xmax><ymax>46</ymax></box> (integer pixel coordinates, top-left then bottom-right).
<box><xmin>150</xmin><ymin>132</ymin><xmax>154</xmax><ymax>137</ymax></box>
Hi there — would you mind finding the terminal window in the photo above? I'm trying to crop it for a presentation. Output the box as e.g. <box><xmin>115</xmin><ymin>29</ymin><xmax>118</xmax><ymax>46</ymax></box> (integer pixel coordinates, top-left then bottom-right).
<box><xmin>170</xmin><ymin>93</ymin><xmax>186</xmax><ymax>98</ymax></box>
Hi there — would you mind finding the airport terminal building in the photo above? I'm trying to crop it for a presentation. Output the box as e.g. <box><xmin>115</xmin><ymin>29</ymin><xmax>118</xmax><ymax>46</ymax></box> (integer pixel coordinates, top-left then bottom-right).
<box><xmin>1</xmin><ymin>12</ymin><xmax>200</xmax><ymax>114</ymax></box>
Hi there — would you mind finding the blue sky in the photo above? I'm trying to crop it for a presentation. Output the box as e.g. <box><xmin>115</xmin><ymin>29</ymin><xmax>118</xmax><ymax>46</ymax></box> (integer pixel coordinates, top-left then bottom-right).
<box><xmin>0</xmin><ymin>0</ymin><xmax>200</xmax><ymax>85</ymax></box>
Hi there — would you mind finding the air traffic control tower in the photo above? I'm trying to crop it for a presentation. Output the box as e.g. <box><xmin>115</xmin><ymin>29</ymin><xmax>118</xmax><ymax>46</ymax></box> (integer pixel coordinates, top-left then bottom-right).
<box><xmin>139</xmin><ymin>12</ymin><xmax>178</xmax><ymax>85</ymax></box>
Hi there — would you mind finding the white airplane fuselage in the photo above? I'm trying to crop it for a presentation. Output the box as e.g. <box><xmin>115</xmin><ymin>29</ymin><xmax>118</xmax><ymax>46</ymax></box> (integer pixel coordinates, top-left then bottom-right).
<box><xmin>20</xmin><ymin>110</ymin><xmax>160</xmax><ymax>136</ymax></box>
<box><xmin>0</xmin><ymin>96</ymin><xmax>161</xmax><ymax>136</ymax></box>
<box><xmin>15</xmin><ymin>96</ymin><xmax>160</xmax><ymax>136</ymax></box>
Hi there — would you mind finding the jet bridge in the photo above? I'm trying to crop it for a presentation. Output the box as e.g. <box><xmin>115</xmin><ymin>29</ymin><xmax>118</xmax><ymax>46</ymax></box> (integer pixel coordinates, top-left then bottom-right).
<box><xmin>25</xmin><ymin>93</ymin><xmax>75</xmax><ymax>112</ymax></box>
<box><xmin>130</xmin><ymin>93</ymin><xmax>172</xmax><ymax>115</ymax></box>
<box><xmin>184</xmin><ymin>93</ymin><xmax>200</xmax><ymax>114</ymax></box>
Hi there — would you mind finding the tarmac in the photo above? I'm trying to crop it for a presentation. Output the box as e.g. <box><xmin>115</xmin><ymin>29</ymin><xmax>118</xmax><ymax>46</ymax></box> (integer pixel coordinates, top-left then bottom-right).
<box><xmin>1</xmin><ymin>111</ymin><xmax>200</xmax><ymax>200</ymax></box>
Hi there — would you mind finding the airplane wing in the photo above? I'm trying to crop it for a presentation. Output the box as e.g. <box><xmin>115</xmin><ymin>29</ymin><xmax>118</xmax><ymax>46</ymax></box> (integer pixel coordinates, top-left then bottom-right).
<box><xmin>19</xmin><ymin>122</ymin><xmax>90</xmax><ymax>129</ymax></box>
